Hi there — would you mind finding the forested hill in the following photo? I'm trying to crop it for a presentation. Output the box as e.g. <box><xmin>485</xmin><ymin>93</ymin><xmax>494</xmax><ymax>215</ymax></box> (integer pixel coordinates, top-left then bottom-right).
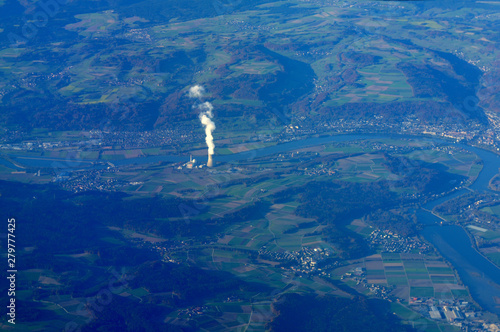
<box><xmin>0</xmin><ymin>0</ymin><xmax>496</xmax><ymax>133</ymax></box>
<box><xmin>269</xmin><ymin>293</ymin><xmax>416</xmax><ymax>332</ymax></box>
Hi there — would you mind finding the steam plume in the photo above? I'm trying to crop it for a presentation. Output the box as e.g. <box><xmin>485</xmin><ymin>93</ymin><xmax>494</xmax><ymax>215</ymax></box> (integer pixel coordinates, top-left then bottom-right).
<box><xmin>189</xmin><ymin>85</ymin><xmax>216</xmax><ymax>162</ymax></box>
<box><xmin>198</xmin><ymin>101</ymin><xmax>214</xmax><ymax>118</ymax></box>
<box><xmin>188</xmin><ymin>85</ymin><xmax>205</xmax><ymax>99</ymax></box>
<box><xmin>200</xmin><ymin>111</ymin><xmax>216</xmax><ymax>155</ymax></box>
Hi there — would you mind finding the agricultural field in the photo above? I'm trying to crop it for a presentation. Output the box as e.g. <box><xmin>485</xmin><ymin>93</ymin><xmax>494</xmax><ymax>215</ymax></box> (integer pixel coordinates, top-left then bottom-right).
<box><xmin>402</xmin><ymin>148</ymin><xmax>480</xmax><ymax>178</ymax></box>
<box><xmin>206</xmin><ymin>200</ymin><xmax>331</xmax><ymax>254</ymax></box>
<box><xmin>467</xmin><ymin>225</ymin><xmax>500</xmax><ymax>241</ymax></box>
<box><xmin>481</xmin><ymin>204</ymin><xmax>500</xmax><ymax>219</ymax></box>
<box><xmin>466</xmin><ymin>224</ymin><xmax>500</xmax><ymax>267</ymax></box>
<box><xmin>335</xmin><ymin>153</ymin><xmax>392</xmax><ymax>182</ymax></box>
<box><xmin>362</xmin><ymin>253</ymin><xmax>469</xmax><ymax>304</ymax></box>
<box><xmin>389</xmin><ymin>302</ymin><xmax>461</xmax><ymax>332</ymax></box>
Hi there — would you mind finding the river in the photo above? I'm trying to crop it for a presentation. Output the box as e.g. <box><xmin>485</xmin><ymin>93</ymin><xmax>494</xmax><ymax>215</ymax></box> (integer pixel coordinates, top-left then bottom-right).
<box><xmin>417</xmin><ymin>145</ymin><xmax>500</xmax><ymax>316</ymax></box>
<box><xmin>6</xmin><ymin>133</ymin><xmax>500</xmax><ymax>315</ymax></box>
<box><xmin>6</xmin><ymin>134</ymin><xmax>434</xmax><ymax>169</ymax></box>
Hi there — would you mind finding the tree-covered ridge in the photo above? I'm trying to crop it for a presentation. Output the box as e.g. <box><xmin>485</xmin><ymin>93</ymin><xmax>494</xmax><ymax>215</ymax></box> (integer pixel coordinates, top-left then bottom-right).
<box><xmin>295</xmin><ymin>181</ymin><xmax>397</xmax><ymax>223</ymax></box>
<box><xmin>130</xmin><ymin>261</ymin><xmax>268</xmax><ymax>305</ymax></box>
<box><xmin>269</xmin><ymin>293</ymin><xmax>415</xmax><ymax>332</ymax></box>
<box><xmin>383</xmin><ymin>154</ymin><xmax>467</xmax><ymax>194</ymax></box>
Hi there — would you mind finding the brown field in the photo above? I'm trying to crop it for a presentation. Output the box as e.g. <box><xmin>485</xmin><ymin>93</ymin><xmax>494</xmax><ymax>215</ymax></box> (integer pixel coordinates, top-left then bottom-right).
<box><xmin>218</xmin><ymin>235</ymin><xmax>234</xmax><ymax>245</ymax></box>
<box><xmin>408</xmin><ymin>279</ymin><xmax>432</xmax><ymax>287</ymax></box>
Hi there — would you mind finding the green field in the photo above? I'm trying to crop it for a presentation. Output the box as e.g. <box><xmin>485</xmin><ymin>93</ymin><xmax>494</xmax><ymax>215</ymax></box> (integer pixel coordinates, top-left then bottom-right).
<box><xmin>364</xmin><ymin>253</ymin><xmax>468</xmax><ymax>303</ymax></box>
<box><xmin>485</xmin><ymin>252</ymin><xmax>500</xmax><ymax>267</ymax></box>
<box><xmin>410</xmin><ymin>287</ymin><xmax>434</xmax><ymax>298</ymax></box>
<box><xmin>482</xmin><ymin>204</ymin><xmax>500</xmax><ymax>218</ymax></box>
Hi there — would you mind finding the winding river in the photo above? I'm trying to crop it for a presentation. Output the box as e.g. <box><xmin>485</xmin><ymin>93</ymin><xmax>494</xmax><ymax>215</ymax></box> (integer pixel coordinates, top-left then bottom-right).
<box><xmin>6</xmin><ymin>133</ymin><xmax>500</xmax><ymax>315</ymax></box>
<box><xmin>418</xmin><ymin>145</ymin><xmax>500</xmax><ymax>316</ymax></box>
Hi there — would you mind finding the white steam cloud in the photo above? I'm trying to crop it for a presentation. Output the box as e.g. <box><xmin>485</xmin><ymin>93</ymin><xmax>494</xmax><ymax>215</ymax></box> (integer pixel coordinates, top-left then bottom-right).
<box><xmin>200</xmin><ymin>113</ymin><xmax>216</xmax><ymax>155</ymax></box>
<box><xmin>188</xmin><ymin>85</ymin><xmax>205</xmax><ymax>99</ymax></box>
<box><xmin>189</xmin><ymin>86</ymin><xmax>216</xmax><ymax>156</ymax></box>
<box><xmin>198</xmin><ymin>101</ymin><xmax>214</xmax><ymax>118</ymax></box>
